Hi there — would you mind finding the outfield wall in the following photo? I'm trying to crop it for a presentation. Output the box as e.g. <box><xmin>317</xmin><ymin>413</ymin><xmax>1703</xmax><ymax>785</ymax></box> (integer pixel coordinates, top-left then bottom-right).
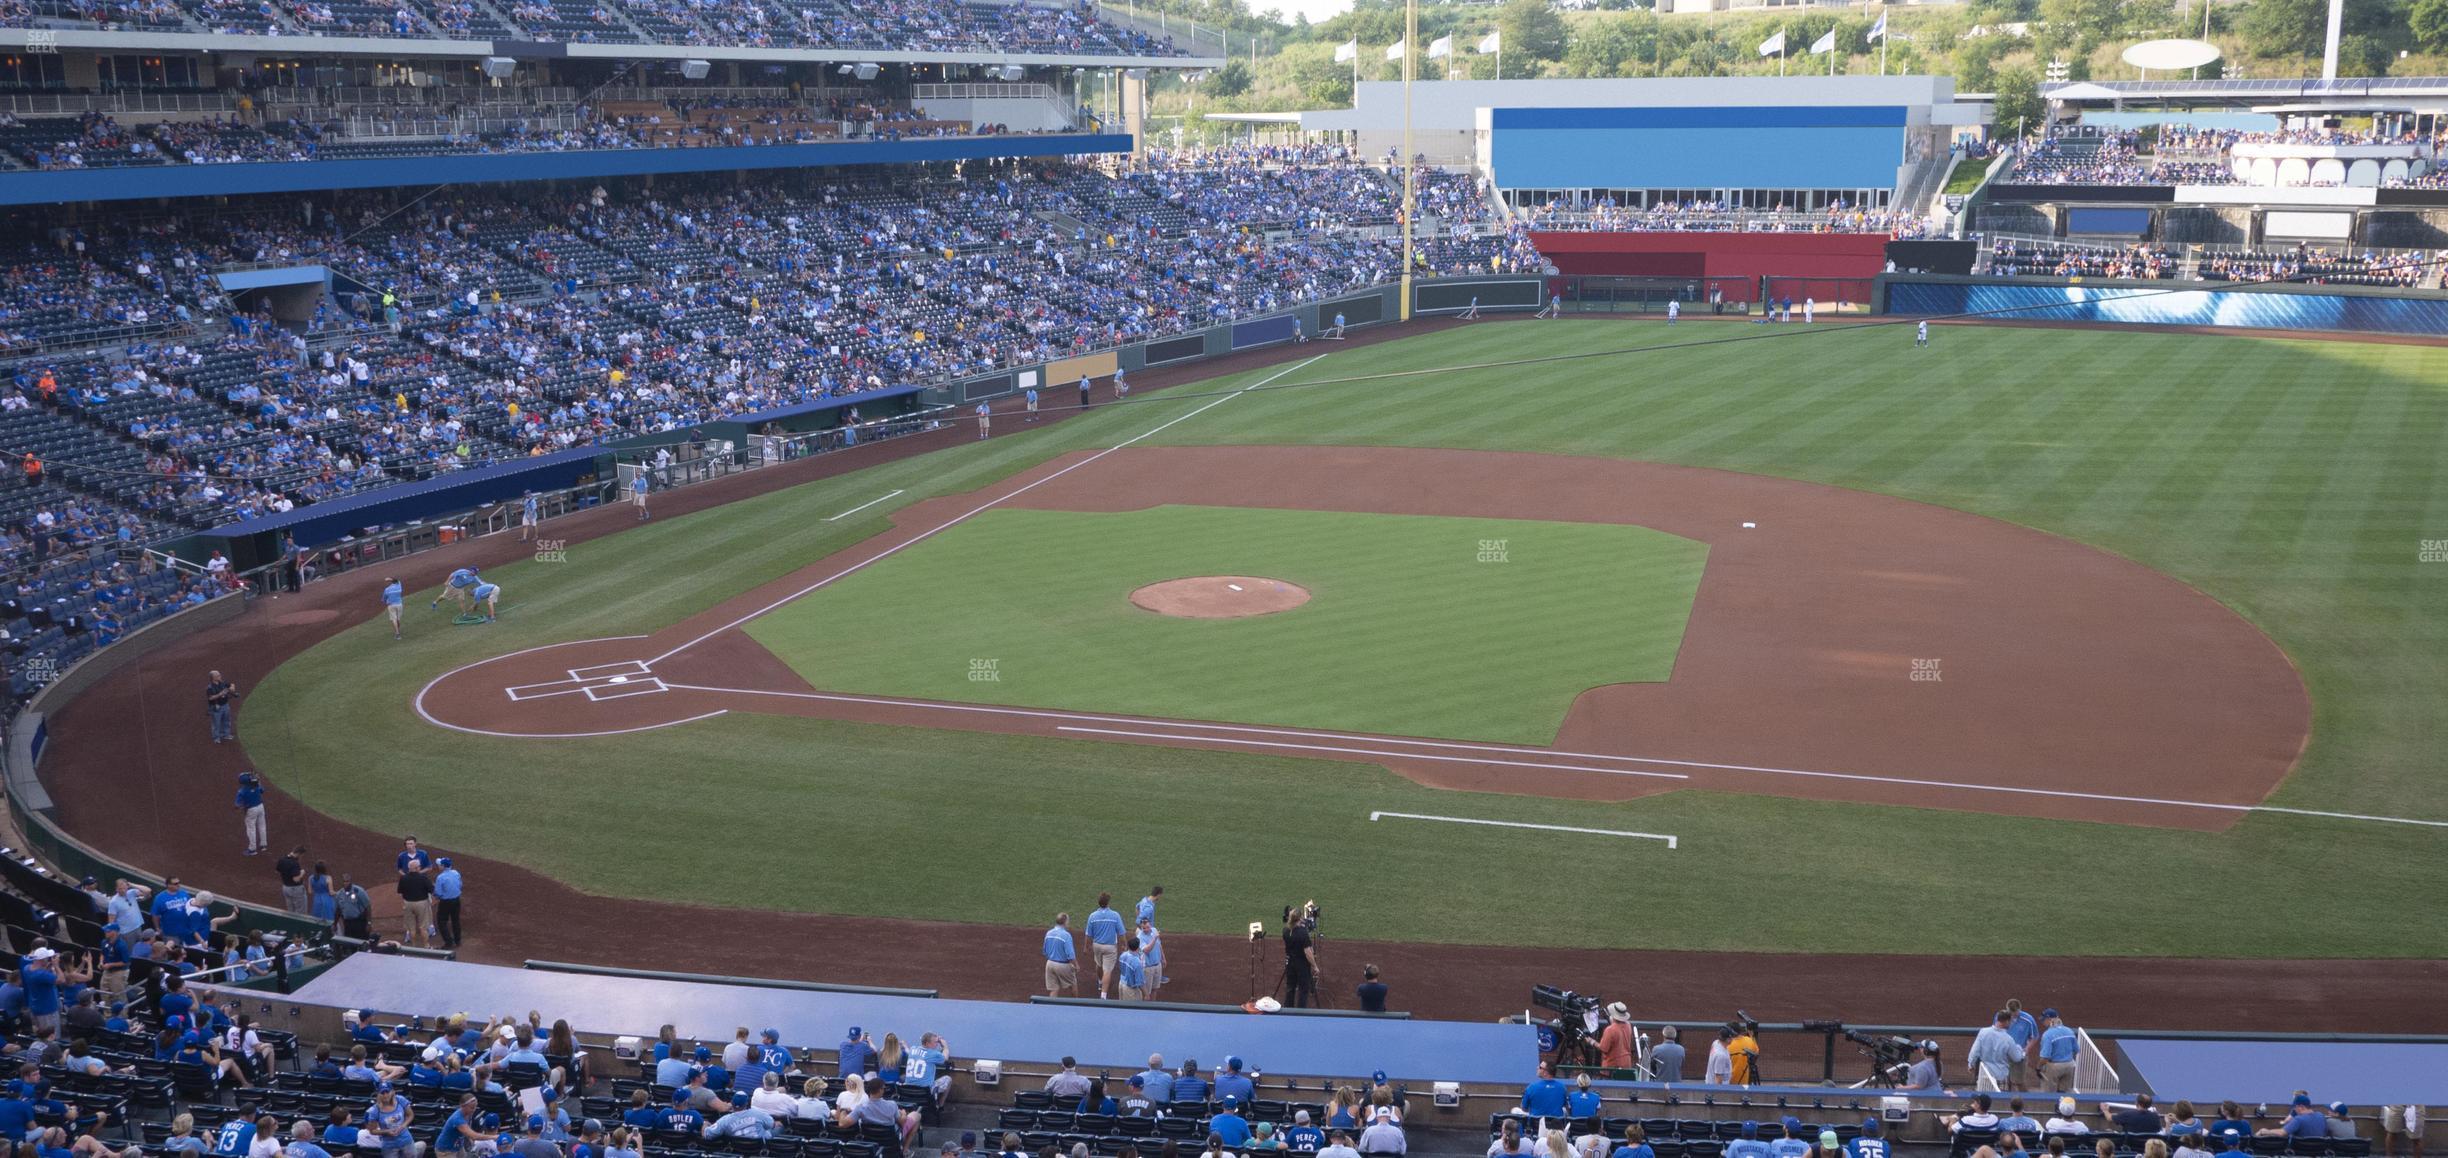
<box><xmin>1877</xmin><ymin>273</ymin><xmax>2448</xmax><ymax>336</ymax></box>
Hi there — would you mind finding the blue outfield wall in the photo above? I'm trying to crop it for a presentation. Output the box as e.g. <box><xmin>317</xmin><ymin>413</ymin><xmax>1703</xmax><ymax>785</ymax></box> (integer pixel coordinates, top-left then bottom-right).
<box><xmin>1487</xmin><ymin>106</ymin><xmax>1906</xmax><ymax>191</ymax></box>
<box><xmin>1884</xmin><ymin>277</ymin><xmax>2448</xmax><ymax>336</ymax></box>
<box><xmin>0</xmin><ymin>134</ymin><xmax>1132</xmax><ymax>205</ymax></box>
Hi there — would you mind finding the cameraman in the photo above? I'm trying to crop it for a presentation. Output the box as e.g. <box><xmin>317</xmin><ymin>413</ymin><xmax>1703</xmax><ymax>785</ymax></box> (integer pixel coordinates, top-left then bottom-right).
<box><xmin>1282</xmin><ymin>912</ymin><xmax>1318</xmax><ymax>1008</ymax></box>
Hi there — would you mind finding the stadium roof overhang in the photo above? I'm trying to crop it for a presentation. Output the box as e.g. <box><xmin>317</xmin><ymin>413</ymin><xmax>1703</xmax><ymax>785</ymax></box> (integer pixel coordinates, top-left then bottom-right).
<box><xmin>2043</xmin><ymin>76</ymin><xmax>2448</xmax><ymax>113</ymax></box>
<box><xmin>0</xmin><ymin>26</ymin><xmax>1221</xmax><ymax>70</ymax></box>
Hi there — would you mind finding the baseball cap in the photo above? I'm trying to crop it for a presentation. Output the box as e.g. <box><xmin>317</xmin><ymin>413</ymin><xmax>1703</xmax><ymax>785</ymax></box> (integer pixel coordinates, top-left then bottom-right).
<box><xmin>2041</xmin><ymin>1008</ymin><xmax>2060</xmax><ymax>1019</ymax></box>
<box><xmin>1223</xmin><ymin>1097</ymin><xmax>1241</xmax><ymax>1110</ymax></box>
<box><xmin>437</xmin><ymin>858</ymin><xmax>451</xmax><ymax>868</ymax></box>
<box><xmin>961</xmin><ymin>1133</ymin><xmax>978</xmax><ymax>1147</ymax></box>
<box><xmin>1740</xmin><ymin>1123</ymin><xmax>1758</xmax><ymax>1139</ymax></box>
<box><xmin>732</xmin><ymin>1091</ymin><xmax>751</xmax><ymax>1106</ymax></box>
<box><xmin>1819</xmin><ymin>1133</ymin><xmax>1840</xmax><ymax>1150</ymax></box>
<box><xmin>2293</xmin><ymin>1097</ymin><xmax>2313</xmax><ymax>1108</ymax></box>
<box><xmin>525</xmin><ymin>1116</ymin><xmax>546</xmax><ymax>1132</ymax></box>
<box><xmin>1127</xmin><ymin>1076</ymin><xmax>1144</xmax><ymax>1088</ymax></box>
<box><xmin>762</xmin><ymin>1029</ymin><xmax>780</xmax><ymax>1042</ymax></box>
<box><xmin>582</xmin><ymin>1121</ymin><xmax>603</xmax><ymax>1136</ymax></box>
<box><xmin>1781</xmin><ymin>1118</ymin><xmax>1802</xmax><ymax>1134</ymax></box>
<box><xmin>1370</xmin><ymin>1070</ymin><xmax>1387</xmax><ymax>1084</ymax></box>
<box><xmin>2330</xmin><ymin>1104</ymin><xmax>2348</xmax><ymax>1116</ymax></box>
<box><xmin>376</xmin><ymin>1082</ymin><xmax>394</xmax><ymax>1093</ymax></box>
<box><xmin>1295</xmin><ymin>1112</ymin><xmax>1312</xmax><ymax>1124</ymax></box>
<box><xmin>694</xmin><ymin>1045</ymin><xmax>711</xmax><ymax>1059</ymax></box>
<box><xmin>847</xmin><ymin>1026</ymin><xmax>862</xmax><ymax>1040</ymax></box>
<box><xmin>78</xmin><ymin>875</ymin><xmax>95</xmax><ymax>886</ymax></box>
<box><xmin>672</xmin><ymin>1089</ymin><xmax>691</xmax><ymax>1104</ymax></box>
<box><xmin>1861</xmin><ymin>1118</ymin><xmax>1882</xmax><ymax>1135</ymax></box>
<box><xmin>480</xmin><ymin>1114</ymin><xmax>500</xmax><ymax>1131</ymax></box>
<box><xmin>28</xmin><ymin>947</ymin><xmax>54</xmax><ymax>960</ymax></box>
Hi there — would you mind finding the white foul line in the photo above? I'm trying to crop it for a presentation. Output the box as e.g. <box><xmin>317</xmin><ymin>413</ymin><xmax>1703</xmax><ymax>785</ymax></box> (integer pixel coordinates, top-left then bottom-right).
<box><xmin>824</xmin><ymin>490</ymin><xmax>905</xmax><ymax>522</ymax></box>
<box><xmin>649</xmin><ymin>683</ymin><xmax>2448</xmax><ymax>829</ymax></box>
<box><xmin>644</xmin><ymin>354</ymin><xmax>1329</xmax><ymax>667</ymax></box>
<box><xmin>1371</xmin><ymin>810</ymin><xmax>1678</xmax><ymax>848</ymax></box>
<box><xmin>1054</xmin><ymin>726</ymin><xmax>1688</xmax><ymax>780</ymax></box>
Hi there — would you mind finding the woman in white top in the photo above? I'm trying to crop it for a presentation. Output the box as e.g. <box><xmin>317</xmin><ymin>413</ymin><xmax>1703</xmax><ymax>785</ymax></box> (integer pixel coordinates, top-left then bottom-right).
<box><xmin>751</xmin><ymin>1073</ymin><xmax>798</xmax><ymax>1118</ymax></box>
<box><xmin>245</xmin><ymin>1116</ymin><xmax>284</xmax><ymax>1158</ymax></box>
<box><xmin>794</xmin><ymin>1078</ymin><xmax>833</xmax><ymax>1121</ymax></box>
<box><xmin>834</xmin><ymin>1073</ymin><xmax>869</xmax><ymax>1114</ymax></box>
<box><xmin>1706</xmin><ymin>1031</ymin><xmax>1734</xmax><ymax>1085</ymax></box>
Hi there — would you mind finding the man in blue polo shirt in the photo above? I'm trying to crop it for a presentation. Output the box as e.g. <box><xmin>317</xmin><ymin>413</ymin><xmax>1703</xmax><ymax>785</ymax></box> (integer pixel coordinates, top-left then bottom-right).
<box><xmin>1117</xmin><ymin>937</ymin><xmax>1148</xmax><ymax>1001</ymax></box>
<box><xmin>1173</xmin><ymin>1062</ymin><xmax>1209</xmax><ymax>1106</ymax></box>
<box><xmin>2034</xmin><ymin>1010</ymin><xmax>2079</xmax><ymax>1093</ymax></box>
<box><xmin>432</xmin><ymin>859</ymin><xmax>463</xmax><ymax>949</ymax></box>
<box><xmin>1085</xmin><ymin>894</ymin><xmax>1125</xmax><ymax>999</ymax></box>
<box><xmin>1135</xmin><ymin>1056</ymin><xmax>1174</xmax><ymax>1106</ymax></box>
<box><xmin>1041</xmin><ymin>914</ymin><xmax>1076</xmax><ymax>997</ymax></box>
<box><xmin>1520</xmin><ymin>1062</ymin><xmax>1567</xmax><ymax>1117</ymax></box>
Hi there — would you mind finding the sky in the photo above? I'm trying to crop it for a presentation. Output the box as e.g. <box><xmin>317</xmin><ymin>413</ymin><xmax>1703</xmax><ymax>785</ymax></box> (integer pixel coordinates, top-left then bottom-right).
<box><xmin>1266</xmin><ymin>0</ymin><xmax>1357</xmax><ymax>26</ymax></box>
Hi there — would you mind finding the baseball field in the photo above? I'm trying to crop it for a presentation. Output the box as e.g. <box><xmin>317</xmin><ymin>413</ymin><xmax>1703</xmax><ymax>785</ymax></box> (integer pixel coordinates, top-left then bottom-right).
<box><xmin>228</xmin><ymin>317</ymin><xmax>2448</xmax><ymax>962</ymax></box>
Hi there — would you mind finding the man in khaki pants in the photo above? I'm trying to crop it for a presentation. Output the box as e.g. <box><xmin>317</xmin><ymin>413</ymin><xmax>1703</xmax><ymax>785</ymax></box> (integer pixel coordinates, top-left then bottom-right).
<box><xmin>1041</xmin><ymin>913</ymin><xmax>1077</xmax><ymax>996</ymax></box>
<box><xmin>398</xmin><ymin>867</ymin><xmax>436</xmax><ymax>948</ymax></box>
<box><xmin>2035</xmin><ymin>1009</ymin><xmax>2079</xmax><ymax>1092</ymax></box>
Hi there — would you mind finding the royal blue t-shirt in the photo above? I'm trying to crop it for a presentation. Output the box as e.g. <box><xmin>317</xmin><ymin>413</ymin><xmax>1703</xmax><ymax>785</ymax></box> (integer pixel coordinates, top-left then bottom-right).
<box><xmin>1520</xmin><ymin>1079</ymin><xmax>1567</xmax><ymax>1117</ymax></box>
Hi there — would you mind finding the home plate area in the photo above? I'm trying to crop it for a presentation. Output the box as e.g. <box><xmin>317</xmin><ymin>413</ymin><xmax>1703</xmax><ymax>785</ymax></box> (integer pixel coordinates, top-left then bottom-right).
<box><xmin>504</xmin><ymin>660</ymin><xmax>671</xmax><ymax>703</ymax></box>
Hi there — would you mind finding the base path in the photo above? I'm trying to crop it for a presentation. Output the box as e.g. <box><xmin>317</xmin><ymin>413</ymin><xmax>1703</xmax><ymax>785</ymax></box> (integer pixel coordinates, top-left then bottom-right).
<box><xmin>420</xmin><ymin>444</ymin><xmax>2309</xmax><ymax>833</ymax></box>
<box><xmin>31</xmin><ymin>317</ymin><xmax>2440</xmax><ymax>1034</ymax></box>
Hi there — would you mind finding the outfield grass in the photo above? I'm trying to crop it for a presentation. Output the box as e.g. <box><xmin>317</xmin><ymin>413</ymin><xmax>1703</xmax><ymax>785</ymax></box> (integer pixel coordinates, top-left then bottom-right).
<box><xmin>740</xmin><ymin>505</ymin><xmax>1706</xmax><ymax>743</ymax></box>
<box><xmin>244</xmin><ymin>320</ymin><xmax>2448</xmax><ymax>956</ymax></box>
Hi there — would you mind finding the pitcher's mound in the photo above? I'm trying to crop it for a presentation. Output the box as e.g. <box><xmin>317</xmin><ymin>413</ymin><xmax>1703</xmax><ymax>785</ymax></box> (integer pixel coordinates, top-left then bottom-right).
<box><xmin>1131</xmin><ymin>576</ymin><xmax>1311</xmax><ymax>619</ymax></box>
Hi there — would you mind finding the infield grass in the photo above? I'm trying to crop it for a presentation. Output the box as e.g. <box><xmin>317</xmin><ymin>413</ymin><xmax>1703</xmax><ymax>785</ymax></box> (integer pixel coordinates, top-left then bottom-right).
<box><xmin>241</xmin><ymin>319</ymin><xmax>2448</xmax><ymax>956</ymax></box>
<box><xmin>740</xmin><ymin>505</ymin><xmax>1707</xmax><ymax>743</ymax></box>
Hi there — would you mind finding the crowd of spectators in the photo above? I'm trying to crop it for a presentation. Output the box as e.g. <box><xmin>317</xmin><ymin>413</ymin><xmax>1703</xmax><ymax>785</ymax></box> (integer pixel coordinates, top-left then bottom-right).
<box><xmin>0</xmin><ymin>0</ymin><xmax>1185</xmax><ymax>56</ymax></box>
<box><xmin>1519</xmin><ymin>198</ymin><xmax>1932</xmax><ymax>238</ymax></box>
<box><xmin>1978</xmin><ymin>238</ymin><xmax>2434</xmax><ymax>288</ymax></box>
<box><xmin>0</xmin><ymin>158</ymin><xmax>1518</xmax><ymax>577</ymax></box>
<box><xmin>1982</xmin><ymin>240</ymin><xmax>2173</xmax><ymax>281</ymax></box>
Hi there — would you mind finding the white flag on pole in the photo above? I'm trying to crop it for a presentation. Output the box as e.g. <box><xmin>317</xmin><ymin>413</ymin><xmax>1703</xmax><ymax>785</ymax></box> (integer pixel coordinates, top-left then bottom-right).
<box><xmin>1333</xmin><ymin>38</ymin><xmax>1358</xmax><ymax>62</ymax></box>
<box><xmin>1427</xmin><ymin>33</ymin><xmax>1453</xmax><ymax>58</ymax></box>
<box><xmin>1868</xmin><ymin>9</ymin><xmax>1887</xmax><ymax>41</ymax></box>
<box><xmin>1810</xmin><ymin>28</ymin><xmax>1836</xmax><ymax>54</ymax></box>
<box><xmin>1757</xmin><ymin>29</ymin><xmax>1785</xmax><ymax>56</ymax></box>
<box><xmin>1476</xmin><ymin>29</ymin><xmax>1500</xmax><ymax>53</ymax></box>
<box><xmin>1386</xmin><ymin>38</ymin><xmax>1405</xmax><ymax>60</ymax></box>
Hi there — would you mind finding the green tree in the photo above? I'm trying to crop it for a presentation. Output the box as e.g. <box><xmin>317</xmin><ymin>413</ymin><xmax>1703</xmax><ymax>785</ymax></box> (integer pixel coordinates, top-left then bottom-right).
<box><xmin>2239</xmin><ymin>0</ymin><xmax>2328</xmax><ymax>56</ymax></box>
<box><xmin>1208</xmin><ymin>57</ymin><xmax>1252</xmax><ymax>97</ymax></box>
<box><xmin>1283</xmin><ymin>42</ymin><xmax>1353</xmax><ymax>108</ymax></box>
<box><xmin>1993</xmin><ymin>65</ymin><xmax>2044</xmax><ymax>138</ymax></box>
<box><xmin>1563</xmin><ymin>17</ymin><xmax>1645</xmax><ymax>77</ymax></box>
<box><xmin>1496</xmin><ymin>0</ymin><xmax>1568</xmax><ymax>74</ymax></box>
<box><xmin>2415</xmin><ymin>0</ymin><xmax>2448</xmax><ymax>50</ymax></box>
